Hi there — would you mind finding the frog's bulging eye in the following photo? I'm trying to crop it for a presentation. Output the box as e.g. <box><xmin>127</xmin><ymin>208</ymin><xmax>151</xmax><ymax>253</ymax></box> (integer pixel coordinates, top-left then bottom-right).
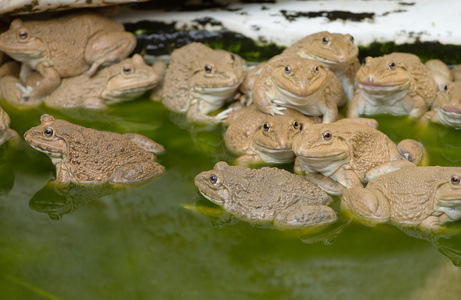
<box><xmin>451</xmin><ymin>175</ymin><xmax>460</xmax><ymax>185</ymax></box>
<box><xmin>362</xmin><ymin>58</ymin><xmax>367</xmax><ymax>66</ymax></box>
<box><xmin>44</xmin><ymin>127</ymin><xmax>54</xmax><ymax>138</ymax></box>
<box><xmin>122</xmin><ymin>65</ymin><xmax>132</xmax><ymax>75</ymax></box>
<box><xmin>204</xmin><ymin>65</ymin><xmax>213</xmax><ymax>73</ymax></box>
<box><xmin>350</xmin><ymin>35</ymin><xmax>355</xmax><ymax>42</ymax></box>
<box><xmin>292</xmin><ymin>120</ymin><xmax>299</xmax><ymax>129</ymax></box>
<box><xmin>230</xmin><ymin>54</ymin><xmax>235</xmax><ymax>61</ymax></box>
<box><xmin>284</xmin><ymin>65</ymin><xmax>292</xmax><ymax>74</ymax></box>
<box><xmin>18</xmin><ymin>30</ymin><xmax>28</xmax><ymax>40</ymax></box>
<box><xmin>210</xmin><ymin>174</ymin><xmax>218</xmax><ymax>184</ymax></box>
<box><xmin>444</xmin><ymin>85</ymin><xmax>449</xmax><ymax>92</ymax></box>
<box><xmin>322</xmin><ymin>130</ymin><xmax>332</xmax><ymax>140</ymax></box>
<box><xmin>263</xmin><ymin>122</ymin><xmax>270</xmax><ymax>131</ymax></box>
<box><xmin>313</xmin><ymin>66</ymin><xmax>320</xmax><ymax>74</ymax></box>
<box><xmin>322</xmin><ymin>36</ymin><xmax>330</xmax><ymax>44</ymax></box>
<box><xmin>389</xmin><ymin>62</ymin><xmax>396</xmax><ymax>69</ymax></box>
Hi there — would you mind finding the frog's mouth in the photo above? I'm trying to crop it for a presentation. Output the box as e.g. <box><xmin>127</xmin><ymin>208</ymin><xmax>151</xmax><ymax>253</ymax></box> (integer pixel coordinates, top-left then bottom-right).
<box><xmin>27</xmin><ymin>143</ymin><xmax>63</xmax><ymax>160</ymax></box>
<box><xmin>442</xmin><ymin>106</ymin><xmax>461</xmax><ymax>115</ymax></box>
<box><xmin>357</xmin><ymin>80</ymin><xmax>410</xmax><ymax>92</ymax></box>
<box><xmin>253</xmin><ymin>142</ymin><xmax>295</xmax><ymax>164</ymax></box>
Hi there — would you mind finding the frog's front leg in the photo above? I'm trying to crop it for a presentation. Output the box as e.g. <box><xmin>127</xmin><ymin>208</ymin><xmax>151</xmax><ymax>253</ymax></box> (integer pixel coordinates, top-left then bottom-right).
<box><xmin>346</xmin><ymin>91</ymin><xmax>363</xmax><ymax>118</ymax></box>
<box><xmin>320</xmin><ymin>94</ymin><xmax>340</xmax><ymax>123</ymax></box>
<box><xmin>0</xmin><ymin>76</ymin><xmax>41</xmax><ymax>107</ymax></box>
<box><xmin>110</xmin><ymin>161</ymin><xmax>165</xmax><ymax>184</ymax></box>
<box><xmin>234</xmin><ymin>153</ymin><xmax>264</xmax><ymax>167</ymax></box>
<box><xmin>330</xmin><ymin>167</ymin><xmax>362</xmax><ymax>189</ymax></box>
<box><xmin>24</xmin><ymin>63</ymin><xmax>61</xmax><ymax>100</ymax></box>
<box><xmin>253</xmin><ymin>85</ymin><xmax>286</xmax><ymax>115</ymax></box>
<box><xmin>274</xmin><ymin>202</ymin><xmax>338</xmax><ymax>229</ymax></box>
<box><xmin>55</xmin><ymin>162</ymin><xmax>71</xmax><ymax>184</ymax></box>
<box><xmin>406</xmin><ymin>94</ymin><xmax>431</xmax><ymax>119</ymax></box>
<box><xmin>85</xmin><ymin>31</ymin><xmax>137</xmax><ymax>77</ymax></box>
<box><xmin>186</xmin><ymin>100</ymin><xmax>224</xmax><ymax>124</ymax></box>
<box><xmin>304</xmin><ymin>173</ymin><xmax>346</xmax><ymax>196</ymax></box>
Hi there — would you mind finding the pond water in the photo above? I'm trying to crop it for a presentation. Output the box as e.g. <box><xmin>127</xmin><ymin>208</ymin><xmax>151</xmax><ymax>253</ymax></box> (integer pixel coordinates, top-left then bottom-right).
<box><xmin>1</xmin><ymin>93</ymin><xmax>461</xmax><ymax>299</ymax></box>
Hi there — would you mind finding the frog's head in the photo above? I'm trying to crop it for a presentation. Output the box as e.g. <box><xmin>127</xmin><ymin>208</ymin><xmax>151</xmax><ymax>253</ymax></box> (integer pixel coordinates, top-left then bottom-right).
<box><xmin>435</xmin><ymin>169</ymin><xmax>461</xmax><ymax>221</ymax></box>
<box><xmin>194</xmin><ymin>162</ymin><xmax>233</xmax><ymax>207</ymax></box>
<box><xmin>435</xmin><ymin>82</ymin><xmax>461</xmax><ymax>127</ymax></box>
<box><xmin>0</xmin><ymin>19</ymin><xmax>46</xmax><ymax>64</ymax></box>
<box><xmin>102</xmin><ymin>54</ymin><xmax>161</xmax><ymax>103</ymax></box>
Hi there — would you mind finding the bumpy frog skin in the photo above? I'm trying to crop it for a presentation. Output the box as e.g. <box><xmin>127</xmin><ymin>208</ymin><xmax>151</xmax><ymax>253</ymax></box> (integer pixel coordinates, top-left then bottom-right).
<box><xmin>422</xmin><ymin>82</ymin><xmax>461</xmax><ymax>129</ymax></box>
<box><xmin>24</xmin><ymin>115</ymin><xmax>165</xmax><ymax>184</ymax></box>
<box><xmin>0</xmin><ymin>106</ymin><xmax>18</xmax><ymax>145</ymax></box>
<box><xmin>162</xmin><ymin>43</ymin><xmax>246</xmax><ymax>124</ymax></box>
<box><xmin>282</xmin><ymin>31</ymin><xmax>360</xmax><ymax>100</ymax></box>
<box><xmin>341</xmin><ymin>166</ymin><xmax>461</xmax><ymax>231</ymax></box>
<box><xmin>425</xmin><ymin>59</ymin><xmax>453</xmax><ymax>91</ymax></box>
<box><xmin>194</xmin><ymin>161</ymin><xmax>338</xmax><ymax>229</ymax></box>
<box><xmin>224</xmin><ymin>105</ymin><xmax>320</xmax><ymax>166</ymax></box>
<box><xmin>252</xmin><ymin>55</ymin><xmax>346</xmax><ymax>123</ymax></box>
<box><xmin>0</xmin><ymin>13</ymin><xmax>136</xmax><ymax>100</ymax></box>
<box><xmin>292</xmin><ymin>118</ymin><xmax>416</xmax><ymax>188</ymax></box>
<box><xmin>348</xmin><ymin>52</ymin><xmax>437</xmax><ymax>119</ymax></box>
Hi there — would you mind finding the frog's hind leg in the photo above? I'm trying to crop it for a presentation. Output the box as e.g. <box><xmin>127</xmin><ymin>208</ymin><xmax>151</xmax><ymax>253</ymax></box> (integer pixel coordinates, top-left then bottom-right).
<box><xmin>110</xmin><ymin>161</ymin><xmax>165</xmax><ymax>184</ymax></box>
<box><xmin>273</xmin><ymin>202</ymin><xmax>338</xmax><ymax>229</ymax></box>
<box><xmin>341</xmin><ymin>187</ymin><xmax>390</xmax><ymax>226</ymax></box>
<box><xmin>123</xmin><ymin>133</ymin><xmax>164</xmax><ymax>154</ymax></box>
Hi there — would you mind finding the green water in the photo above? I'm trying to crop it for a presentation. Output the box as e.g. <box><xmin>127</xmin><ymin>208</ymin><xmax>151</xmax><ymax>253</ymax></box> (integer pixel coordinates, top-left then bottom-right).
<box><xmin>1</xmin><ymin>97</ymin><xmax>461</xmax><ymax>300</ymax></box>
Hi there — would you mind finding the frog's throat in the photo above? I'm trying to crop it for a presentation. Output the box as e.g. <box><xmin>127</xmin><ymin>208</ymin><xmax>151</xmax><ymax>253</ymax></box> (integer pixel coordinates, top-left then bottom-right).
<box><xmin>435</xmin><ymin>199</ymin><xmax>461</xmax><ymax>220</ymax></box>
<box><xmin>191</xmin><ymin>83</ymin><xmax>240</xmax><ymax>113</ymax></box>
<box><xmin>274</xmin><ymin>79</ymin><xmax>326</xmax><ymax>106</ymax></box>
<box><xmin>253</xmin><ymin>144</ymin><xmax>295</xmax><ymax>164</ymax></box>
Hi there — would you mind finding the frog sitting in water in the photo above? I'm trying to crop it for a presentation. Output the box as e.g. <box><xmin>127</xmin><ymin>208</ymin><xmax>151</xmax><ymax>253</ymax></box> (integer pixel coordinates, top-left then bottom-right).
<box><xmin>24</xmin><ymin>115</ymin><xmax>165</xmax><ymax>184</ymax></box>
<box><xmin>421</xmin><ymin>82</ymin><xmax>461</xmax><ymax>129</ymax></box>
<box><xmin>0</xmin><ymin>13</ymin><xmax>136</xmax><ymax>100</ymax></box>
<box><xmin>194</xmin><ymin>161</ymin><xmax>338</xmax><ymax>229</ymax></box>
<box><xmin>341</xmin><ymin>166</ymin><xmax>461</xmax><ymax>231</ymax></box>
<box><xmin>292</xmin><ymin>118</ymin><xmax>422</xmax><ymax>188</ymax></box>
<box><xmin>161</xmin><ymin>43</ymin><xmax>246</xmax><ymax>124</ymax></box>
<box><xmin>252</xmin><ymin>55</ymin><xmax>346</xmax><ymax>123</ymax></box>
<box><xmin>224</xmin><ymin>105</ymin><xmax>321</xmax><ymax>166</ymax></box>
<box><xmin>348</xmin><ymin>52</ymin><xmax>437</xmax><ymax>119</ymax></box>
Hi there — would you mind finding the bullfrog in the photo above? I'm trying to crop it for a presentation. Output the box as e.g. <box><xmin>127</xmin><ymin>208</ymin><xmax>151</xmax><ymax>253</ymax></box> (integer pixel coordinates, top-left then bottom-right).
<box><xmin>292</xmin><ymin>118</ymin><xmax>418</xmax><ymax>188</ymax></box>
<box><xmin>425</xmin><ymin>59</ymin><xmax>453</xmax><ymax>91</ymax></box>
<box><xmin>161</xmin><ymin>43</ymin><xmax>246</xmax><ymax>124</ymax></box>
<box><xmin>0</xmin><ymin>13</ymin><xmax>136</xmax><ymax>100</ymax></box>
<box><xmin>252</xmin><ymin>55</ymin><xmax>346</xmax><ymax>123</ymax></box>
<box><xmin>422</xmin><ymin>82</ymin><xmax>461</xmax><ymax>129</ymax></box>
<box><xmin>341</xmin><ymin>166</ymin><xmax>461</xmax><ymax>231</ymax></box>
<box><xmin>348</xmin><ymin>52</ymin><xmax>437</xmax><ymax>119</ymax></box>
<box><xmin>24</xmin><ymin>115</ymin><xmax>165</xmax><ymax>184</ymax></box>
<box><xmin>194</xmin><ymin>161</ymin><xmax>338</xmax><ymax>229</ymax></box>
<box><xmin>0</xmin><ymin>106</ymin><xmax>18</xmax><ymax>145</ymax></box>
<box><xmin>282</xmin><ymin>31</ymin><xmax>360</xmax><ymax>100</ymax></box>
<box><xmin>224</xmin><ymin>105</ymin><xmax>321</xmax><ymax>166</ymax></box>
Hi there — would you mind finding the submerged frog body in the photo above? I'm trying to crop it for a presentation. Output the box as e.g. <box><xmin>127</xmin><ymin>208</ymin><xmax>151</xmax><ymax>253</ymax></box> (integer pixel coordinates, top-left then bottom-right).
<box><xmin>194</xmin><ymin>161</ymin><xmax>338</xmax><ymax>229</ymax></box>
<box><xmin>282</xmin><ymin>31</ymin><xmax>360</xmax><ymax>100</ymax></box>
<box><xmin>252</xmin><ymin>55</ymin><xmax>346</xmax><ymax>123</ymax></box>
<box><xmin>162</xmin><ymin>43</ymin><xmax>246</xmax><ymax>124</ymax></box>
<box><xmin>422</xmin><ymin>82</ymin><xmax>461</xmax><ymax>129</ymax></box>
<box><xmin>292</xmin><ymin>118</ymin><xmax>417</xmax><ymax>188</ymax></box>
<box><xmin>0</xmin><ymin>13</ymin><xmax>136</xmax><ymax>100</ymax></box>
<box><xmin>348</xmin><ymin>52</ymin><xmax>437</xmax><ymax>119</ymax></box>
<box><xmin>342</xmin><ymin>166</ymin><xmax>461</xmax><ymax>231</ymax></box>
<box><xmin>224</xmin><ymin>105</ymin><xmax>320</xmax><ymax>166</ymax></box>
<box><xmin>24</xmin><ymin>115</ymin><xmax>165</xmax><ymax>184</ymax></box>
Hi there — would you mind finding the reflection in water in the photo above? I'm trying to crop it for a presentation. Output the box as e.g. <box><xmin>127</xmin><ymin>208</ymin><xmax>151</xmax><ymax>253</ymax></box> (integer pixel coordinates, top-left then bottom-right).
<box><xmin>0</xmin><ymin>146</ymin><xmax>15</xmax><ymax>196</ymax></box>
<box><xmin>29</xmin><ymin>181</ymin><xmax>123</xmax><ymax>220</ymax></box>
<box><xmin>436</xmin><ymin>126</ymin><xmax>461</xmax><ymax>165</ymax></box>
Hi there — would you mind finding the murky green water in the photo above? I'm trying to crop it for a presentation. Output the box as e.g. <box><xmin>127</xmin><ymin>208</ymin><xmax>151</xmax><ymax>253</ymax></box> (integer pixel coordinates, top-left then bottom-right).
<box><xmin>1</xmin><ymin>96</ymin><xmax>461</xmax><ymax>300</ymax></box>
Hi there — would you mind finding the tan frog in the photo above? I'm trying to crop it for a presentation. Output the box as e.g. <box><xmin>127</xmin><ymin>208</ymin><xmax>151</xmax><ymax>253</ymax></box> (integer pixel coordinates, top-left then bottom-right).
<box><xmin>162</xmin><ymin>43</ymin><xmax>246</xmax><ymax>124</ymax></box>
<box><xmin>24</xmin><ymin>115</ymin><xmax>165</xmax><ymax>184</ymax></box>
<box><xmin>282</xmin><ymin>31</ymin><xmax>360</xmax><ymax>100</ymax></box>
<box><xmin>341</xmin><ymin>166</ymin><xmax>461</xmax><ymax>231</ymax></box>
<box><xmin>0</xmin><ymin>13</ymin><xmax>136</xmax><ymax>100</ymax></box>
<box><xmin>0</xmin><ymin>106</ymin><xmax>18</xmax><ymax>145</ymax></box>
<box><xmin>422</xmin><ymin>82</ymin><xmax>461</xmax><ymax>129</ymax></box>
<box><xmin>194</xmin><ymin>161</ymin><xmax>338</xmax><ymax>229</ymax></box>
<box><xmin>348</xmin><ymin>52</ymin><xmax>437</xmax><ymax>119</ymax></box>
<box><xmin>252</xmin><ymin>55</ymin><xmax>346</xmax><ymax>123</ymax></box>
<box><xmin>224</xmin><ymin>105</ymin><xmax>320</xmax><ymax>166</ymax></box>
<box><xmin>425</xmin><ymin>59</ymin><xmax>453</xmax><ymax>91</ymax></box>
<box><xmin>292</xmin><ymin>118</ymin><xmax>419</xmax><ymax>188</ymax></box>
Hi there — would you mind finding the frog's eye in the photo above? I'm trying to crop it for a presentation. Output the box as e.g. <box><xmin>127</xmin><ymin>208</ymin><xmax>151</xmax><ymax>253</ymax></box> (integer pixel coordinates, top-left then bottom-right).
<box><xmin>322</xmin><ymin>36</ymin><xmax>330</xmax><ymax>44</ymax></box>
<box><xmin>44</xmin><ymin>127</ymin><xmax>54</xmax><ymax>138</ymax></box>
<box><xmin>230</xmin><ymin>54</ymin><xmax>235</xmax><ymax>62</ymax></box>
<box><xmin>313</xmin><ymin>66</ymin><xmax>320</xmax><ymax>74</ymax></box>
<box><xmin>284</xmin><ymin>65</ymin><xmax>292</xmax><ymax>74</ymax></box>
<box><xmin>17</xmin><ymin>29</ymin><xmax>28</xmax><ymax>40</ymax></box>
<box><xmin>292</xmin><ymin>120</ymin><xmax>299</xmax><ymax>129</ymax></box>
<box><xmin>350</xmin><ymin>35</ymin><xmax>355</xmax><ymax>43</ymax></box>
<box><xmin>388</xmin><ymin>61</ymin><xmax>396</xmax><ymax>69</ymax></box>
<box><xmin>263</xmin><ymin>122</ymin><xmax>270</xmax><ymax>131</ymax></box>
<box><xmin>204</xmin><ymin>65</ymin><xmax>213</xmax><ymax>73</ymax></box>
<box><xmin>322</xmin><ymin>130</ymin><xmax>332</xmax><ymax>140</ymax></box>
<box><xmin>122</xmin><ymin>65</ymin><xmax>132</xmax><ymax>75</ymax></box>
<box><xmin>444</xmin><ymin>85</ymin><xmax>449</xmax><ymax>92</ymax></box>
<box><xmin>451</xmin><ymin>175</ymin><xmax>460</xmax><ymax>185</ymax></box>
<box><xmin>362</xmin><ymin>58</ymin><xmax>367</xmax><ymax>66</ymax></box>
<box><xmin>209</xmin><ymin>174</ymin><xmax>218</xmax><ymax>184</ymax></box>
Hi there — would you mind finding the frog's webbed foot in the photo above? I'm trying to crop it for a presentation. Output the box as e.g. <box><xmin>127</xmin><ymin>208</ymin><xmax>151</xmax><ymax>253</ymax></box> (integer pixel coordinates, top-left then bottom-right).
<box><xmin>0</xmin><ymin>77</ymin><xmax>41</xmax><ymax>107</ymax></box>
<box><xmin>274</xmin><ymin>203</ymin><xmax>338</xmax><ymax>229</ymax></box>
<box><xmin>110</xmin><ymin>161</ymin><xmax>165</xmax><ymax>184</ymax></box>
<box><xmin>123</xmin><ymin>133</ymin><xmax>164</xmax><ymax>154</ymax></box>
<box><xmin>341</xmin><ymin>187</ymin><xmax>390</xmax><ymax>226</ymax></box>
<box><xmin>397</xmin><ymin>139</ymin><xmax>425</xmax><ymax>165</ymax></box>
<box><xmin>269</xmin><ymin>105</ymin><xmax>286</xmax><ymax>116</ymax></box>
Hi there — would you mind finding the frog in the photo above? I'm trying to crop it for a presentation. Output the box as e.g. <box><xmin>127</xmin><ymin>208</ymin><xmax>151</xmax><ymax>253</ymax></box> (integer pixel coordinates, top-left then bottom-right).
<box><xmin>348</xmin><ymin>52</ymin><xmax>437</xmax><ymax>119</ymax></box>
<box><xmin>421</xmin><ymin>82</ymin><xmax>461</xmax><ymax>129</ymax></box>
<box><xmin>451</xmin><ymin>64</ymin><xmax>461</xmax><ymax>82</ymax></box>
<box><xmin>24</xmin><ymin>115</ymin><xmax>165</xmax><ymax>184</ymax></box>
<box><xmin>223</xmin><ymin>105</ymin><xmax>321</xmax><ymax>166</ymax></box>
<box><xmin>282</xmin><ymin>31</ymin><xmax>360</xmax><ymax>101</ymax></box>
<box><xmin>0</xmin><ymin>105</ymin><xmax>18</xmax><ymax>145</ymax></box>
<box><xmin>0</xmin><ymin>13</ymin><xmax>136</xmax><ymax>100</ymax></box>
<box><xmin>161</xmin><ymin>42</ymin><xmax>246</xmax><ymax>124</ymax></box>
<box><xmin>292</xmin><ymin>118</ymin><xmax>418</xmax><ymax>188</ymax></box>
<box><xmin>341</xmin><ymin>166</ymin><xmax>461</xmax><ymax>231</ymax></box>
<box><xmin>252</xmin><ymin>55</ymin><xmax>346</xmax><ymax>123</ymax></box>
<box><xmin>425</xmin><ymin>59</ymin><xmax>453</xmax><ymax>91</ymax></box>
<box><xmin>194</xmin><ymin>161</ymin><xmax>338</xmax><ymax>229</ymax></box>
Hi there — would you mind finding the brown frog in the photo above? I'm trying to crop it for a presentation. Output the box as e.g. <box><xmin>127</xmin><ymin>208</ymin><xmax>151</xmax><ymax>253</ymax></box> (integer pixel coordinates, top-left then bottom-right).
<box><xmin>292</xmin><ymin>118</ymin><xmax>418</xmax><ymax>188</ymax></box>
<box><xmin>282</xmin><ymin>31</ymin><xmax>360</xmax><ymax>100</ymax></box>
<box><xmin>348</xmin><ymin>52</ymin><xmax>437</xmax><ymax>119</ymax></box>
<box><xmin>425</xmin><ymin>59</ymin><xmax>453</xmax><ymax>91</ymax></box>
<box><xmin>24</xmin><ymin>115</ymin><xmax>165</xmax><ymax>184</ymax></box>
<box><xmin>194</xmin><ymin>161</ymin><xmax>338</xmax><ymax>229</ymax></box>
<box><xmin>0</xmin><ymin>13</ymin><xmax>136</xmax><ymax>100</ymax></box>
<box><xmin>252</xmin><ymin>55</ymin><xmax>346</xmax><ymax>123</ymax></box>
<box><xmin>341</xmin><ymin>166</ymin><xmax>461</xmax><ymax>231</ymax></box>
<box><xmin>0</xmin><ymin>106</ymin><xmax>18</xmax><ymax>145</ymax></box>
<box><xmin>224</xmin><ymin>105</ymin><xmax>321</xmax><ymax>166</ymax></box>
<box><xmin>422</xmin><ymin>82</ymin><xmax>461</xmax><ymax>129</ymax></box>
<box><xmin>162</xmin><ymin>43</ymin><xmax>246</xmax><ymax>124</ymax></box>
